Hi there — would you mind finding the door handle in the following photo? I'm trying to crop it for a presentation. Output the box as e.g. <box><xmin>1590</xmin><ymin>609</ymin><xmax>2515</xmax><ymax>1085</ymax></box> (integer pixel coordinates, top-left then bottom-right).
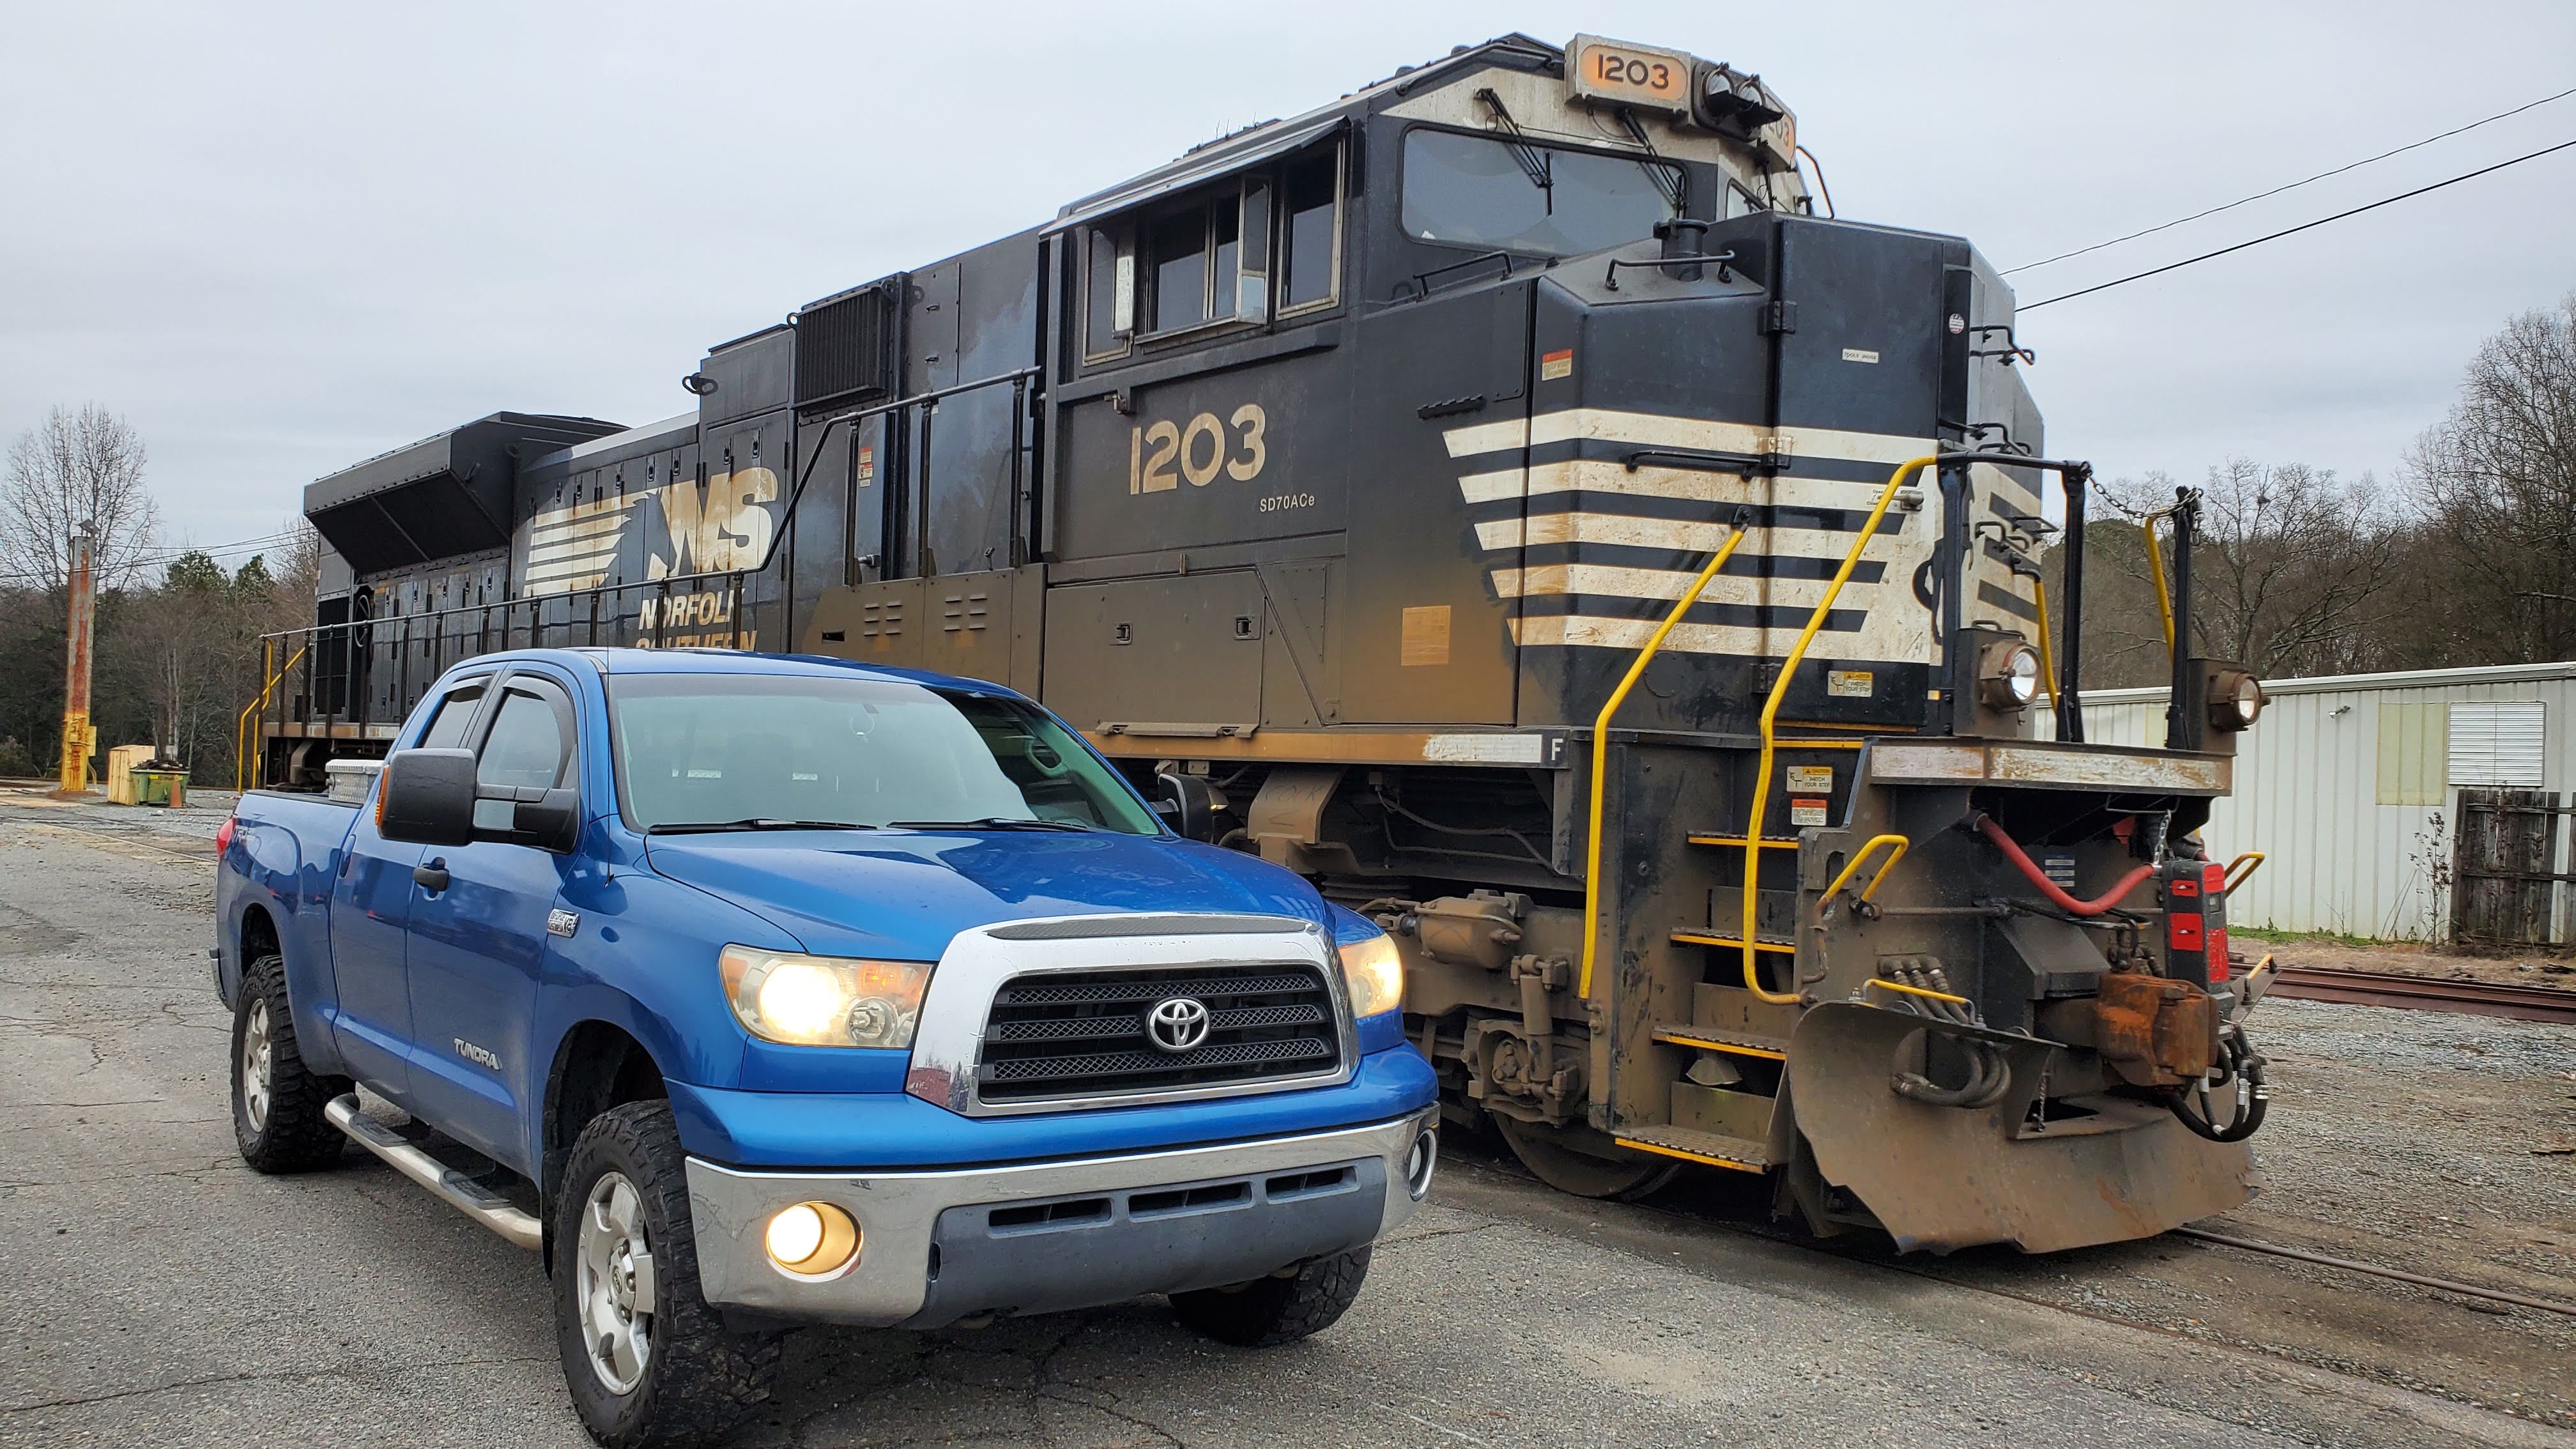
<box><xmin>413</xmin><ymin>859</ymin><xmax>451</xmax><ymax>893</ymax></box>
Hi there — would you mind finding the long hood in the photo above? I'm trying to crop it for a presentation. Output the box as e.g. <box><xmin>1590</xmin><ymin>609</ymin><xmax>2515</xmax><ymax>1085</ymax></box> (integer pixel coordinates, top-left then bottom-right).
<box><xmin>641</xmin><ymin>831</ymin><xmax>1326</xmax><ymax>962</ymax></box>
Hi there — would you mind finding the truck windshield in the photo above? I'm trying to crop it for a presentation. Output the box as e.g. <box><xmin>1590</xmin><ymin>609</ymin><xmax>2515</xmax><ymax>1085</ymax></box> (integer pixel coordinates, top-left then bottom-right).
<box><xmin>608</xmin><ymin>673</ymin><xmax>1162</xmax><ymax>836</ymax></box>
<box><xmin>1400</xmin><ymin>129</ymin><xmax>1682</xmax><ymax>257</ymax></box>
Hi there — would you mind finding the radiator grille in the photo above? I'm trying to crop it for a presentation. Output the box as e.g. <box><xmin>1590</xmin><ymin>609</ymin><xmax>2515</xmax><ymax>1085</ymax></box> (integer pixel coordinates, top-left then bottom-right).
<box><xmin>976</xmin><ymin>963</ymin><xmax>1341</xmax><ymax>1103</ymax></box>
<box><xmin>793</xmin><ymin>277</ymin><xmax>900</xmax><ymax>409</ymax></box>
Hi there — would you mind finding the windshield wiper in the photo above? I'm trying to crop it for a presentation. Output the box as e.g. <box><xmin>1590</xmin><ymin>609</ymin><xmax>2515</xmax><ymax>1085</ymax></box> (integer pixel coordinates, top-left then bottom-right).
<box><xmin>646</xmin><ymin>818</ymin><xmax>878</xmax><ymax>835</ymax></box>
<box><xmin>885</xmin><ymin>816</ymin><xmax>1094</xmax><ymax>832</ymax></box>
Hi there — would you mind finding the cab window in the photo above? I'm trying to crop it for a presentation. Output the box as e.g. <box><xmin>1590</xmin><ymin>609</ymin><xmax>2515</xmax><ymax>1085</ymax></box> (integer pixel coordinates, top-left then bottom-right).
<box><xmin>1401</xmin><ymin>128</ymin><xmax>1682</xmax><ymax>257</ymax></box>
<box><xmin>1077</xmin><ymin>138</ymin><xmax>1344</xmax><ymax>360</ymax></box>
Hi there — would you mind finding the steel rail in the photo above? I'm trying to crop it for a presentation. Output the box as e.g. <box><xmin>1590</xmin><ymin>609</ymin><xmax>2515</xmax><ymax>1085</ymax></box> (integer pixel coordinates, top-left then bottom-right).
<box><xmin>2267</xmin><ymin>965</ymin><xmax>2576</xmax><ymax>1025</ymax></box>
<box><xmin>2174</xmin><ymin>1226</ymin><xmax>2576</xmax><ymax>1318</ymax></box>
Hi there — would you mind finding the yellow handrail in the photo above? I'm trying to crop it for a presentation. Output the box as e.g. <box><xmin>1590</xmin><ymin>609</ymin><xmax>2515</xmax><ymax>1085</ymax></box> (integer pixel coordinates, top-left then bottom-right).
<box><xmin>2223</xmin><ymin>851</ymin><xmax>2266</xmax><ymax>895</ymax></box>
<box><xmin>2032</xmin><ymin>578</ymin><xmax>2059</xmax><ymax>709</ymax></box>
<box><xmin>1577</xmin><ymin>523</ymin><xmax>1752</xmax><ymax>999</ymax></box>
<box><xmin>1818</xmin><ymin>833</ymin><xmax>1910</xmax><ymax>918</ymax></box>
<box><xmin>2141</xmin><ymin>507</ymin><xmax>2176</xmax><ymax>663</ymax></box>
<box><xmin>234</xmin><ymin>644</ymin><xmax>308</xmax><ymax>793</ymax></box>
<box><xmin>1740</xmin><ymin>456</ymin><xmax>1935</xmax><ymax>1004</ymax></box>
<box><xmin>1863</xmin><ymin>976</ymin><xmax>1971</xmax><ymax>1007</ymax></box>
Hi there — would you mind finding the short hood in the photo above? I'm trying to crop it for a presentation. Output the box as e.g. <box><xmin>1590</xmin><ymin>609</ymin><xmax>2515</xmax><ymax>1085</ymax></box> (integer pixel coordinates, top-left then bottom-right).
<box><xmin>643</xmin><ymin>829</ymin><xmax>1328</xmax><ymax>961</ymax></box>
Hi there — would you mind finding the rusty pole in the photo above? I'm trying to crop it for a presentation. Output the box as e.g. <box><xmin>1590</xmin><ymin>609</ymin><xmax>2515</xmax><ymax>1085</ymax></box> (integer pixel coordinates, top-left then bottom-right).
<box><xmin>53</xmin><ymin>530</ymin><xmax>98</xmax><ymax>797</ymax></box>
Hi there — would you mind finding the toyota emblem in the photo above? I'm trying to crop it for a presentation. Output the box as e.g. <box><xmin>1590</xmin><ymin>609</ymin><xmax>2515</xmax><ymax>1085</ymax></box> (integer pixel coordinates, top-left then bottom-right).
<box><xmin>1145</xmin><ymin>996</ymin><xmax>1212</xmax><ymax>1054</ymax></box>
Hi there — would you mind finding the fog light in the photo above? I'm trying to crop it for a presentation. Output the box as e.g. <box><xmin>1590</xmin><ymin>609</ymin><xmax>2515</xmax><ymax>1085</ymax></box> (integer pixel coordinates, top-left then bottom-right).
<box><xmin>764</xmin><ymin>1200</ymin><xmax>861</xmax><ymax>1279</ymax></box>
<box><xmin>1405</xmin><ymin>1129</ymin><xmax>1438</xmax><ymax>1200</ymax></box>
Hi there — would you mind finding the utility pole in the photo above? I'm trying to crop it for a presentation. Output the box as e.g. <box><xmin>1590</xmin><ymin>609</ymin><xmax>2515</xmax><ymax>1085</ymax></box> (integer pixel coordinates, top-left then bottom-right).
<box><xmin>53</xmin><ymin>529</ymin><xmax>97</xmax><ymax>798</ymax></box>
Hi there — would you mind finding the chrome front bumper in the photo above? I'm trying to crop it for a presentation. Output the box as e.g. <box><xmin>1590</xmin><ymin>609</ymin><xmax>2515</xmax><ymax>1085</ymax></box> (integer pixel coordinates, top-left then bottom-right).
<box><xmin>685</xmin><ymin>1110</ymin><xmax>1438</xmax><ymax>1327</ymax></box>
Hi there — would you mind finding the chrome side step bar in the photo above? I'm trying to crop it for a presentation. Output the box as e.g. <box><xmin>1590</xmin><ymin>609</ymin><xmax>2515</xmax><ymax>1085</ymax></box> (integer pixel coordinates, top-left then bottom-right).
<box><xmin>326</xmin><ymin>1094</ymin><xmax>542</xmax><ymax>1251</ymax></box>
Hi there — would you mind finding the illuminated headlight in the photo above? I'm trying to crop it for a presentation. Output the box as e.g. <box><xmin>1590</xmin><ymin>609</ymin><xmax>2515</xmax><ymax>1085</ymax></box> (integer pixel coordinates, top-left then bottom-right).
<box><xmin>763</xmin><ymin>1200</ymin><xmax>861</xmax><ymax>1278</ymax></box>
<box><xmin>719</xmin><ymin>946</ymin><xmax>930</xmax><ymax>1048</ymax></box>
<box><xmin>1337</xmin><ymin>932</ymin><xmax>1406</xmax><ymax>1019</ymax></box>
<box><xmin>1977</xmin><ymin>639</ymin><xmax>2044</xmax><ymax>710</ymax></box>
<box><xmin>2209</xmin><ymin>668</ymin><xmax>2266</xmax><ymax>732</ymax></box>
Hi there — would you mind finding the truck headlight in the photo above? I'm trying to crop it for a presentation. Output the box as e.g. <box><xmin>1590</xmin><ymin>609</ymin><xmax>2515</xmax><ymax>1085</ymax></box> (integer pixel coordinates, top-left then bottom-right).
<box><xmin>1977</xmin><ymin>638</ymin><xmax>2043</xmax><ymax>710</ymax></box>
<box><xmin>719</xmin><ymin>946</ymin><xmax>930</xmax><ymax>1048</ymax></box>
<box><xmin>1337</xmin><ymin>933</ymin><xmax>1405</xmax><ymax>1018</ymax></box>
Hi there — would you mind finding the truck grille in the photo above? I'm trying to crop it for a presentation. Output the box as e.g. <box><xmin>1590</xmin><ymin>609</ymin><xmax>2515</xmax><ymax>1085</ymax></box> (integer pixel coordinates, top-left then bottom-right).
<box><xmin>976</xmin><ymin>964</ymin><xmax>1342</xmax><ymax>1103</ymax></box>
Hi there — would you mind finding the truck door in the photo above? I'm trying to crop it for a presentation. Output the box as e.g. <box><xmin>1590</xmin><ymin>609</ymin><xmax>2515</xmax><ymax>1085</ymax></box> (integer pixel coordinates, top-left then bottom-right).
<box><xmin>401</xmin><ymin>668</ymin><xmax>581</xmax><ymax>1172</ymax></box>
<box><xmin>325</xmin><ymin>675</ymin><xmax>491</xmax><ymax>1099</ymax></box>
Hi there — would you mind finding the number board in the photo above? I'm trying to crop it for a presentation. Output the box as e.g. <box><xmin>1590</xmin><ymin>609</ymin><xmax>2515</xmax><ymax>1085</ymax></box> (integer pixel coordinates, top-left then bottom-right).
<box><xmin>1567</xmin><ymin>34</ymin><xmax>1696</xmax><ymax>116</ymax></box>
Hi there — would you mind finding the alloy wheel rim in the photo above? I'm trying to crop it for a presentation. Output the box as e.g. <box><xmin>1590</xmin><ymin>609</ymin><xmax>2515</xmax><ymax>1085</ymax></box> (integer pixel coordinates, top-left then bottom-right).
<box><xmin>240</xmin><ymin>998</ymin><xmax>273</xmax><ymax>1133</ymax></box>
<box><xmin>576</xmin><ymin>1171</ymin><xmax>656</xmax><ymax>1394</ymax></box>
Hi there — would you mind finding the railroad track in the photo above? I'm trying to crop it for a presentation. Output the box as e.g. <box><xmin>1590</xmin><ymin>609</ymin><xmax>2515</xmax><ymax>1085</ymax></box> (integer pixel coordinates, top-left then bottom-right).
<box><xmin>2267</xmin><ymin>964</ymin><xmax>2576</xmax><ymax>1025</ymax></box>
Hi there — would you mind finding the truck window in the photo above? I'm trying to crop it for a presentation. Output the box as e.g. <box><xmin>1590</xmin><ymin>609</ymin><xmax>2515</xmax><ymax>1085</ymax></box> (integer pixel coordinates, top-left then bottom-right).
<box><xmin>1400</xmin><ymin>128</ymin><xmax>1682</xmax><ymax>257</ymax></box>
<box><xmin>607</xmin><ymin>673</ymin><xmax>1161</xmax><ymax>835</ymax></box>
<box><xmin>417</xmin><ymin>684</ymin><xmax>486</xmax><ymax>749</ymax></box>
<box><xmin>474</xmin><ymin>684</ymin><xmax>574</xmax><ymax>831</ymax></box>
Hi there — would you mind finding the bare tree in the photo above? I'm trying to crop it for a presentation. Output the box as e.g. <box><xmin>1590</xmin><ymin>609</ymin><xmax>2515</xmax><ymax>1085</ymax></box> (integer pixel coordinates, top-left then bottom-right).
<box><xmin>2090</xmin><ymin>461</ymin><xmax>2407</xmax><ymax>680</ymax></box>
<box><xmin>1</xmin><ymin>404</ymin><xmax>161</xmax><ymax>591</ymax></box>
<box><xmin>2406</xmin><ymin>293</ymin><xmax>2576</xmax><ymax>665</ymax></box>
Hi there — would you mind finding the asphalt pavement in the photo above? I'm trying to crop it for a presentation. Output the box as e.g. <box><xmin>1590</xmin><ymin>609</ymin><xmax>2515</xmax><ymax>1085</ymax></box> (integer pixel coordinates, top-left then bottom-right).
<box><xmin>2</xmin><ymin>804</ymin><xmax>2567</xmax><ymax>1449</ymax></box>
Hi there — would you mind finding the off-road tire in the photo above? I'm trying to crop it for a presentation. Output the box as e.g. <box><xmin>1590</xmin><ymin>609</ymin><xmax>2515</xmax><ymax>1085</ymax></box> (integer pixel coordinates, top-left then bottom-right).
<box><xmin>1170</xmin><ymin>1246</ymin><xmax>1373</xmax><ymax>1347</ymax></box>
<box><xmin>231</xmin><ymin>953</ymin><xmax>349</xmax><ymax>1173</ymax></box>
<box><xmin>553</xmin><ymin>1101</ymin><xmax>780</xmax><ymax>1448</ymax></box>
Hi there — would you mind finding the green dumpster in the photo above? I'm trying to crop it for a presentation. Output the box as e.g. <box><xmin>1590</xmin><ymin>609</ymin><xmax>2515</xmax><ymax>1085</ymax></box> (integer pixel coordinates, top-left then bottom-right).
<box><xmin>133</xmin><ymin>768</ymin><xmax>187</xmax><ymax>809</ymax></box>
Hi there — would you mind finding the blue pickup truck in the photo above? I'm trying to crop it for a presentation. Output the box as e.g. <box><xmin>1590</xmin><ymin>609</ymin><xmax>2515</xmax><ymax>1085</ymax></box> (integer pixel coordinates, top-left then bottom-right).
<box><xmin>215</xmin><ymin>647</ymin><xmax>1438</xmax><ymax>1445</ymax></box>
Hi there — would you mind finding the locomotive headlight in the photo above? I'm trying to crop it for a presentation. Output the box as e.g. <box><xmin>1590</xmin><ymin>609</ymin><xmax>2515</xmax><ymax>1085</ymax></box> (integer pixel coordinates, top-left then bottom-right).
<box><xmin>1977</xmin><ymin>640</ymin><xmax>2044</xmax><ymax>710</ymax></box>
<box><xmin>719</xmin><ymin>946</ymin><xmax>930</xmax><ymax>1048</ymax></box>
<box><xmin>2208</xmin><ymin>668</ymin><xmax>2266</xmax><ymax>732</ymax></box>
<box><xmin>1337</xmin><ymin>932</ymin><xmax>1406</xmax><ymax>1019</ymax></box>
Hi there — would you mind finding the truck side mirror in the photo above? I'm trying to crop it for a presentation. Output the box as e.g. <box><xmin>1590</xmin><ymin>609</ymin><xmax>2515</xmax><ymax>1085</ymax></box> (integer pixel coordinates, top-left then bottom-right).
<box><xmin>1154</xmin><ymin>771</ymin><xmax>1218</xmax><ymax>842</ymax></box>
<box><xmin>379</xmin><ymin>749</ymin><xmax>477</xmax><ymax>847</ymax></box>
<box><xmin>503</xmin><ymin>788</ymin><xmax>585</xmax><ymax>854</ymax></box>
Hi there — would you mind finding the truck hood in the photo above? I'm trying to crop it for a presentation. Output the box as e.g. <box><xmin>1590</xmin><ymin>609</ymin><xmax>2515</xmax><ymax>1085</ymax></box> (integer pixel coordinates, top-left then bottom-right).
<box><xmin>641</xmin><ymin>829</ymin><xmax>1329</xmax><ymax>961</ymax></box>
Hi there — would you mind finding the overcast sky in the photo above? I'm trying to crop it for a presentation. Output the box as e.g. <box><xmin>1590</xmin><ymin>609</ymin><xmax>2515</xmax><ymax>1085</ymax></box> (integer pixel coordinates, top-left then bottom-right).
<box><xmin>6</xmin><ymin>0</ymin><xmax>2573</xmax><ymax>564</ymax></box>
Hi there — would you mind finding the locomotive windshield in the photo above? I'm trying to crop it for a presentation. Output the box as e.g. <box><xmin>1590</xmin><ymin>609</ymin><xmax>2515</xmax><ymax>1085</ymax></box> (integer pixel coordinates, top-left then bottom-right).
<box><xmin>1400</xmin><ymin>128</ymin><xmax>1682</xmax><ymax>256</ymax></box>
<box><xmin>608</xmin><ymin>673</ymin><xmax>1162</xmax><ymax>835</ymax></box>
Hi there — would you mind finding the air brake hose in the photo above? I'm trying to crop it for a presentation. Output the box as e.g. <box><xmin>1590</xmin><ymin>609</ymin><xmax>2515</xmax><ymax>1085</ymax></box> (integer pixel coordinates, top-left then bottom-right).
<box><xmin>1974</xmin><ymin>815</ymin><xmax>2158</xmax><ymax>916</ymax></box>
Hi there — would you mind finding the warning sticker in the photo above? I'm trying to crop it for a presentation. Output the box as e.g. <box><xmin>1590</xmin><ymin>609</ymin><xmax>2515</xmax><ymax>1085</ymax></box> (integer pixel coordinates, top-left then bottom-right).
<box><xmin>1785</xmin><ymin>765</ymin><xmax>1834</xmax><ymax>793</ymax></box>
<box><xmin>1827</xmin><ymin>669</ymin><xmax>1873</xmax><ymax>698</ymax></box>
<box><xmin>856</xmin><ymin>446</ymin><xmax>875</xmax><ymax>486</ymax></box>
<box><xmin>1540</xmin><ymin>348</ymin><xmax>1574</xmax><ymax>381</ymax></box>
<box><xmin>1841</xmin><ymin>348</ymin><xmax>1880</xmax><ymax>364</ymax></box>
<box><xmin>1790</xmin><ymin>797</ymin><xmax>1829</xmax><ymax>827</ymax></box>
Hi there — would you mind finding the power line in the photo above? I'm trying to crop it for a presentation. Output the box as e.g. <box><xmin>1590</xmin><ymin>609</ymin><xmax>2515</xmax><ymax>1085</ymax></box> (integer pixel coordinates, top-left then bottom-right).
<box><xmin>2004</xmin><ymin>81</ymin><xmax>2576</xmax><ymax>275</ymax></box>
<box><xmin>2019</xmin><ymin>136</ymin><xmax>2576</xmax><ymax>312</ymax></box>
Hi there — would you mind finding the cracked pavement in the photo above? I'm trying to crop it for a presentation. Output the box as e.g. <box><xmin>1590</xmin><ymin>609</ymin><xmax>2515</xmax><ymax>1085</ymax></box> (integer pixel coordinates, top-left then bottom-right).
<box><xmin>3</xmin><ymin>808</ymin><xmax>2571</xmax><ymax>1448</ymax></box>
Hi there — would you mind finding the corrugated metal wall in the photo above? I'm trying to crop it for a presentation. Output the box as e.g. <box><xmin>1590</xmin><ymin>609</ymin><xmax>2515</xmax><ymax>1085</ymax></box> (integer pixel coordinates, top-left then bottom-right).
<box><xmin>2081</xmin><ymin>663</ymin><xmax>2576</xmax><ymax>940</ymax></box>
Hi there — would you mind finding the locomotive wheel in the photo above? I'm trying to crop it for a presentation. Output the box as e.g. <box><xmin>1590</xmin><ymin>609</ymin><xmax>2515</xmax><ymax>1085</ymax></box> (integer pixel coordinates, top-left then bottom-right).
<box><xmin>1492</xmin><ymin>1116</ymin><xmax>1681</xmax><ymax>1200</ymax></box>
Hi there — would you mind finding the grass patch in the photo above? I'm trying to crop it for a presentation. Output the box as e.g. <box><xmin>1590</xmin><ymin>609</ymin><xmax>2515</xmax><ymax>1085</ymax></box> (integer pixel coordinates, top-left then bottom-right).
<box><xmin>2232</xmin><ymin>926</ymin><xmax>2407</xmax><ymax>949</ymax></box>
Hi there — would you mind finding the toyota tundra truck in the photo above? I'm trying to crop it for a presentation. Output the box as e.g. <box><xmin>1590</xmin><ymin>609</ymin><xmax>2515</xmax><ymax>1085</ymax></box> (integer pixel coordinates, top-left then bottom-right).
<box><xmin>214</xmin><ymin>647</ymin><xmax>1438</xmax><ymax>1445</ymax></box>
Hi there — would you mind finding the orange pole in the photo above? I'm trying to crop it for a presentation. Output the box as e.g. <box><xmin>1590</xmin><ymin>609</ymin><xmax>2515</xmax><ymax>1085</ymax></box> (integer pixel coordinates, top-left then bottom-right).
<box><xmin>53</xmin><ymin>533</ymin><xmax>96</xmax><ymax>797</ymax></box>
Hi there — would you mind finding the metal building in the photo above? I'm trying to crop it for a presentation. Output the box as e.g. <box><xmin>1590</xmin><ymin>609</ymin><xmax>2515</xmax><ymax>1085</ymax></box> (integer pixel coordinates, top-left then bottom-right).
<box><xmin>2083</xmin><ymin>662</ymin><xmax>2576</xmax><ymax>945</ymax></box>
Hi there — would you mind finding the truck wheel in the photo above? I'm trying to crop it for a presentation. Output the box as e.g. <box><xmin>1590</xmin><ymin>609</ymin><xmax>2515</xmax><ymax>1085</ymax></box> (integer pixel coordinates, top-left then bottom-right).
<box><xmin>1170</xmin><ymin>1246</ymin><xmax>1373</xmax><ymax>1347</ymax></box>
<box><xmin>231</xmin><ymin>953</ymin><xmax>349</xmax><ymax>1174</ymax></box>
<box><xmin>554</xmin><ymin>1101</ymin><xmax>779</xmax><ymax>1448</ymax></box>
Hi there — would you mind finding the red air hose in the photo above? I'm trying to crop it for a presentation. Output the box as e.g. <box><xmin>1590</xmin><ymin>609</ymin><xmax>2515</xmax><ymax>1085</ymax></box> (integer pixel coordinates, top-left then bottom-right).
<box><xmin>1975</xmin><ymin>815</ymin><xmax>2157</xmax><ymax>916</ymax></box>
